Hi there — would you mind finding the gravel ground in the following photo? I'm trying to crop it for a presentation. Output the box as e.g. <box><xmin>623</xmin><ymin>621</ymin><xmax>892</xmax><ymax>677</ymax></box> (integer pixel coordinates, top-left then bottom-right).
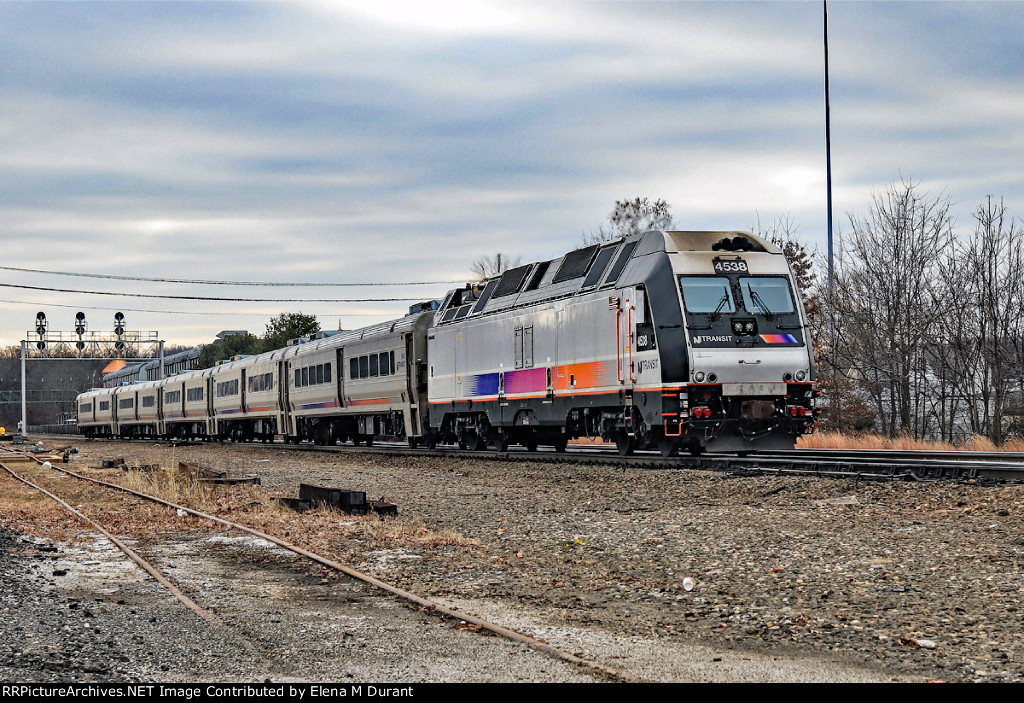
<box><xmin>5</xmin><ymin>438</ymin><xmax>1024</xmax><ymax>682</ymax></box>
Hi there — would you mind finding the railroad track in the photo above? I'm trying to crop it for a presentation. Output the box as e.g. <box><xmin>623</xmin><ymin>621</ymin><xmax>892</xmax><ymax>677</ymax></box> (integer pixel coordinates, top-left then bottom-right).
<box><xmin>29</xmin><ymin>432</ymin><xmax>1024</xmax><ymax>484</ymax></box>
<box><xmin>0</xmin><ymin>446</ymin><xmax>638</xmax><ymax>683</ymax></box>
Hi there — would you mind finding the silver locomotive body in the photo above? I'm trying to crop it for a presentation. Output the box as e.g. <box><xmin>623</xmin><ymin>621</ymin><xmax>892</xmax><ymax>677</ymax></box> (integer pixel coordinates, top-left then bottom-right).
<box><xmin>427</xmin><ymin>230</ymin><xmax>818</xmax><ymax>454</ymax></box>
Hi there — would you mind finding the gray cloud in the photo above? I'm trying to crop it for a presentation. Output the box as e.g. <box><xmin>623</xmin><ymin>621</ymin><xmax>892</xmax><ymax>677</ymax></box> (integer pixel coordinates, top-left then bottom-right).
<box><xmin>2</xmin><ymin>1</ymin><xmax>1023</xmax><ymax>346</ymax></box>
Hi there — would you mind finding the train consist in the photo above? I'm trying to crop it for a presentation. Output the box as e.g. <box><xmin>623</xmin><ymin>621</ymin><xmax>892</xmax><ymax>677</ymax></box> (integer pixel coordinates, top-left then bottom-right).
<box><xmin>77</xmin><ymin>230</ymin><xmax>819</xmax><ymax>455</ymax></box>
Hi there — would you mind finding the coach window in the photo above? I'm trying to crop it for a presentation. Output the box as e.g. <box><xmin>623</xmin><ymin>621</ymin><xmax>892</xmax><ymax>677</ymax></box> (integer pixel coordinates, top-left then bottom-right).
<box><xmin>369</xmin><ymin>354</ymin><xmax>379</xmax><ymax>377</ymax></box>
<box><xmin>350</xmin><ymin>358</ymin><xmax>358</xmax><ymax>379</ymax></box>
<box><xmin>295</xmin><ymin>369</ymin><xmax>301</xmax><ymax>387</ymax></box>
<box><xmin>316</xmin><ymin>364</ymin><xmax>324</xmax><ymax>384</ymax></box>
<box><xmin>359</xmin><ymin>356</ymin><xmax>369</xmax><ymax>378</ymax></box>
<box><xmin>324</xmin><ymin>364</ymin><xmax>332</xmax><ymax>383</ymax></box>
<box><xmin>378</xmin><ymin>352</ymin><xmax>389</xmax><ymax>376</ymax></box>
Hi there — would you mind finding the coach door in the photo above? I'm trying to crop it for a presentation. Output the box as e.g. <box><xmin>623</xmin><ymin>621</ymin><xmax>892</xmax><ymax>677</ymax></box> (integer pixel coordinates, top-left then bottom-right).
<box><xmin>280</xmin><ymin>359</ymin><xmax>292</xmax><ymax>436</ymax></box>
<box><xmin>335</xmin><ymin>348</ymin><xmax>346</xmax><ymax>407</ymax></box>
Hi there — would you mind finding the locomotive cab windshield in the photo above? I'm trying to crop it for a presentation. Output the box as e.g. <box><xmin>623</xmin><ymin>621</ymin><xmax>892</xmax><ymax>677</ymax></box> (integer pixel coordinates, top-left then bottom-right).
<box><xmin>678</xmin><ymin>273</ymin><xmax>803</xmax><ymax>345</ymax></box>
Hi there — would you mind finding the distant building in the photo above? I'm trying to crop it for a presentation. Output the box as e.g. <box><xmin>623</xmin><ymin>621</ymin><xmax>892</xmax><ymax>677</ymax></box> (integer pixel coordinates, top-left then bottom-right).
<box><xmin>215</xmin><ymin>330</ymin><xmax>249</xmax><ymax>340</ymax></box>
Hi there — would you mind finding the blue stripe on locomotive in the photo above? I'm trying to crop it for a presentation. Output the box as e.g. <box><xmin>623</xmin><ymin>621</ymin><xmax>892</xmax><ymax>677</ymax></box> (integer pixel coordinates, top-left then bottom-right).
<box><xmin>469</xmin><ymin>372</ymin><xmax>500</xmax><ymax>397</ymax></box>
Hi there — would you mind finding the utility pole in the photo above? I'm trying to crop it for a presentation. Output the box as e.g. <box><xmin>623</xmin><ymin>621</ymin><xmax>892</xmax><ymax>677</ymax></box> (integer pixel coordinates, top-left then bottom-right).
<box><xmin>20</xmin><ymin>341</ymin><xmax>26</xmax><ymax>435</ymax></box>
<box><xmin>824</xmin><ymin>0</ymin><xmax>834</xmax><ymax>296</ymax></box>
<box><xmin>823</xmin><ymin>0</ymin><xmax>837</xmax><ymax>374</ymax></box>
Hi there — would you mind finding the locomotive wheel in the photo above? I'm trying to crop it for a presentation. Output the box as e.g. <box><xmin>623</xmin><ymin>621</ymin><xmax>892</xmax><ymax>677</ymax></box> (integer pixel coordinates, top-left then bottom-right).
<box><xmin>492</xmin><ymin>430</ymin><xmax>510</xmax><ymax>452</ymax></box>
<box><xmin>408</xmin><ymin>437</ymin><xmax>420</xmax><ymax>449</ymax></box>
<box><xmin>658</xmin><ymin>437</ymin><xmax>679</xmax><ymax>457</ymax></box>
<box><xmin>352</xmin><ymin>436</ymin><xmax>362</xmax><ymax>446</ymax></box>
<box><xmin>615</xmin><ymin>431</ymin><xmax>636</xmax><ymax>456</ymax></box>
<box><xmin>424</xmin><ymin>433</ymin><xmax>437</xmax><ymax>449</ymax></box>
<box><xmin>470</xmin><ymin>432</ymin><xmax>487</xmax><ymax>451</ymax></box>
<box><xmin>364</xmin><ymin>434</ymin><xmax>374</xmax><ymax>447</ymax></box>
<box><xmin>524</xmin><ymin>439</ymin><xmax>538</xmax><ymax>452</ymax></box>
<box><xmin>688</xmin><ymin>443</ymin><xmax>705</xmax><ymax>457</ymax></box>
<box><xmin>553</xmin><ymin>434</ymin><xmax>568</xmax><ymax>453</ymax></box>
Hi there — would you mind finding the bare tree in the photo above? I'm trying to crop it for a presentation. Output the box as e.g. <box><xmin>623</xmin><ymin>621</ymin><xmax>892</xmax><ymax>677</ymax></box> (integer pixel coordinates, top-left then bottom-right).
<box><xmin>470</xmin><ymin>252</ymin><xmax>521</xmax><ymax>280</ymax></box>
<box><xmin>583</xmin><ymin>197</ymin><xmax>675</xmax><ymax>245</ymax></box>
<box><xmin>831</xmin><ymin>178</ymin><xmax>954</xmax><ymax>438</ymax></box>
<box><xmin>932</xmin><ymin>196</ymin><xmax>1024</xmax><ymax>443</ymax></box>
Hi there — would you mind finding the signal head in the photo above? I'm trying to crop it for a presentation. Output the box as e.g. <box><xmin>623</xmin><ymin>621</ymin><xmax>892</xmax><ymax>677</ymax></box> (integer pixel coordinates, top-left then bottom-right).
<box><xmin>76</xmin><ymin>312</ymin><xmax>85</xmax><ymax>321</ymax></box>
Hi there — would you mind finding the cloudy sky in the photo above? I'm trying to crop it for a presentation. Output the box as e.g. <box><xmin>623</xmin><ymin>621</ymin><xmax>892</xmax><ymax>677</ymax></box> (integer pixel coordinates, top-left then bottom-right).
<box><xmin>2</xmin><ymin>0</ymin><xmax>1023</xmax><ymax>348</ymax></box>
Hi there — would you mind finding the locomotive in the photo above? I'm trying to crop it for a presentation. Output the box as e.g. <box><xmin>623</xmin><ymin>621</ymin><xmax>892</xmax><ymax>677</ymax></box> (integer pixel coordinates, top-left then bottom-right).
<box><xmin>76</xmin><ymin>230</ymin><xmax>819</xmax><ymax>456</ymax></box>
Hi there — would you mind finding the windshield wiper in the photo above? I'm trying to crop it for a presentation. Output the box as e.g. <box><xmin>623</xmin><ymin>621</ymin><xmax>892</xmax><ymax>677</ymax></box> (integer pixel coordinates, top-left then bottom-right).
<box><xmin>708</xmin><ymin>294</ymin><xmax>730</xmax><ymax>322</ymax></box>
<box><xmin>749</xmin><ymin>290</ymin><xmax>776</xmax><ymax>321</ymax></box>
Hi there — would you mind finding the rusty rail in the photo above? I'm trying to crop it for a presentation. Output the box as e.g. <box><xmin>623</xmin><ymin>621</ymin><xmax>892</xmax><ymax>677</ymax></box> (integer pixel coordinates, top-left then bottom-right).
<box><xmin>0</xmin><ymin>458</ymin><xmax>215</xmax><ymax>623</ymax></box>
<box><xmin>5</xmin><ymin>448</ymin><xmax>639</xmax><ymax>683</ymax></box>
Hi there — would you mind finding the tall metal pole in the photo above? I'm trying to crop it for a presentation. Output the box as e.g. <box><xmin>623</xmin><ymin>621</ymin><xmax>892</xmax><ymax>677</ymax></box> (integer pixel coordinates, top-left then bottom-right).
<box><xmin>158</xmin><ymin>340</ymin><xmax>165</xmax><ymax>380</ymax></box>
<box><xmin>20</xmin><ymin>341</ymin><xmax>27</xmax><ymax>437</ymax></box>
<box><xmin>824</xmin><ymin>0</ymin><xmax>834</xmax><ymax>296</ymax></box>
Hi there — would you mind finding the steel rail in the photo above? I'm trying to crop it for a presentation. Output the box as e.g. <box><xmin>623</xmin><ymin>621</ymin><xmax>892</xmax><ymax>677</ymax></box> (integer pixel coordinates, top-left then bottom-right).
<box><xmin>750</xmin><ymin>448</ymin><xmax>1024</xmax><ymax>464</ymax></box>
<box><xmin>58</xmin><ymin>432</ymin><xmax>1024</xmax><ymax>483</ymax></box>
<box><xmin>11</xmin><ymin>449</ymin><xmax>639</xmax><ymax>683</ymax></box>
<box><xmin>0</xmin><ymin>458</ymin><xmax>216</xmax><ymax>623</ymax></box>
<box><xmin>187</xmin><ymin>439</ymin><xmax>1024</xmax><ymax>483</ymax></box>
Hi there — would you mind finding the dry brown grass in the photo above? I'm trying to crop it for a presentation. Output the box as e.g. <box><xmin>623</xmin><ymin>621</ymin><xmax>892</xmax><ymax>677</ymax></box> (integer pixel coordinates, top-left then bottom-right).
<box><xmin>78</xmin><ymin>463</ymin><xmax>478</xmax><ymax>552</ymax></box>
<box><xmin>798</xmin><ymin>431</ymin><xmax>1024</xmax><ymax>452</ymax></box>
<box><xmin>0</xmin><ymin>471</ymin><xmax>86</xmax><ymax>540</ymax></box>
<box><xmin>569</xmin><ymin>437</ymin><xmax>610</xmax><ymax>446</ymax></box>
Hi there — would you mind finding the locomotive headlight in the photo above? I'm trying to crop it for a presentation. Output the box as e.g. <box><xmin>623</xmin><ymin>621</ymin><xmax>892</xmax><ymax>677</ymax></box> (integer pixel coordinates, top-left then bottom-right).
<box><xmin>795</xmin><ymin>369</ymin><xmax>807</xmax><ymax>381</ymax></box>
<box><xmin>744</xmin><ymin>322</ymin><xmax>754</xmax><ymax>332</ymax></box>
<box><xmin>694</xmin><ymin>371</ymin><xmax>705</xmax><ymax>383</ymax></box>
<box><xmin>733</xmin><ymin>322</ymin><xmax>743</xmax><ymax>333</ymax></box>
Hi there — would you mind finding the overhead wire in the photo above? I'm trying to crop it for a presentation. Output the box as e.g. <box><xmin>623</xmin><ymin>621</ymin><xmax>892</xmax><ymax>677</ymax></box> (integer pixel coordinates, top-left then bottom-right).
<box><xmin>0</xmin><ymin>282</ymin><xmax>439</xmax><ymax>303</ymax></box>
<box><xmin>0</xmin><ymin>299</ymin><xmax>400</xmax><ymax>317</ymax></box>
<box><xmin>0</xmin><ymin>265</ymin><xmax>466</xmax><ymax>287</ymax></box>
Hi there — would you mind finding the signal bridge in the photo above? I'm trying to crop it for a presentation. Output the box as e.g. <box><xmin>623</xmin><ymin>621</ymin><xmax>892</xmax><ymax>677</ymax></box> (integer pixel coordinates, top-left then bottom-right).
<box><xmin>24</xmin><ymin>329</ymin><xmax>162</xmax><ymax>359</ymax></box>
<box><xmin>19</xmin><ymin>311</ymin><xmax>166</xmax><ymax>438</ymax></box>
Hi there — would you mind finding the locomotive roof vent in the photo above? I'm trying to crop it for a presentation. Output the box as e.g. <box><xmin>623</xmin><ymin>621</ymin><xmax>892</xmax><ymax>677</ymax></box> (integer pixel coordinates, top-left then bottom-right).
<box><xmin>665</xmin><ymin>231</ymin><xmax>777</xmax><ymax>254</ymax></box>
<box><xmin>712</xmin><ymin>235</ymin><xmax>755</xmax><ymax>252</ymax></box>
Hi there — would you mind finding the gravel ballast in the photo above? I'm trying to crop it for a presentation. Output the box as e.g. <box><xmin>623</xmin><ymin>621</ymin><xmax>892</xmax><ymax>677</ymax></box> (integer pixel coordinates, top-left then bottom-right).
<box><xmin>3</xmin><ymin>438</ymin><xmax>1023</xmax><ymax>682</ymax></box>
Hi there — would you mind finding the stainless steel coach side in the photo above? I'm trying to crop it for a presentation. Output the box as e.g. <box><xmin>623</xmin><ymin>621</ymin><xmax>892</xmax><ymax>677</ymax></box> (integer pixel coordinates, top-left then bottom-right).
<box><xmin>113</xmin><ymin>380</ymin><xmax>161</xmax><ymax>438</ymax></box>
<box><xmin>210</xmin><ymin>349</ymin><xmax>286</xmax><ymax>442</ymax></box>
<box><xmin>77</xmin><ymin>387</ymin><xmax>114</xmax><ymax>438</ymax></box>
<box><xmin>163</xmin><ymin>367</ymin><xmax>215</xmax><ymax>439</ymax></box>
<box><xmin>284</xmin><ymin>312</ymin><xmax>431</xmax><ymax>445</ymax></box>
